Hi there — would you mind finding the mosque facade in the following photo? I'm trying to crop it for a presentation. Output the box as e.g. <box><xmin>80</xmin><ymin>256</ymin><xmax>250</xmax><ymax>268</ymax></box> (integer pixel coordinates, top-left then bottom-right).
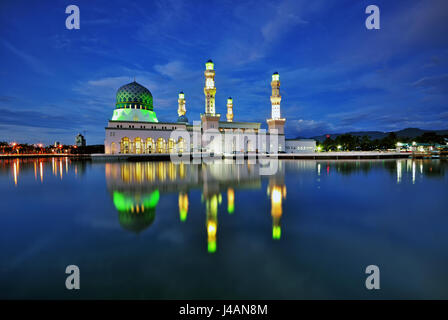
<box><xmin>104</xmin><ymin>60</ymin><xmax>286</xmax><ymax>154</ymax></box>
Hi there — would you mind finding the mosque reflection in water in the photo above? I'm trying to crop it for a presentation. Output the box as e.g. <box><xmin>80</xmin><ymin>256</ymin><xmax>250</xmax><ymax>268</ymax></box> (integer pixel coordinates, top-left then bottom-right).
<box><xmin>105</xmin><ymin>161</ymin><xmax>287</xmax><ymax>253</ymax></box>
<box><xmin>2</xmin><ymin>157</ymin><xmax>446</xmax><ymax>254</ymax></box>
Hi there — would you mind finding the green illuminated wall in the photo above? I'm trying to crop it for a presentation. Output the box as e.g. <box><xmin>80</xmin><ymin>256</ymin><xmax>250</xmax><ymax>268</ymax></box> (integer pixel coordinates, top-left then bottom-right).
<box><xmin>111</xmin><ymin>109</ymin><xmax>159</xmax><ymax>123</ymax></box>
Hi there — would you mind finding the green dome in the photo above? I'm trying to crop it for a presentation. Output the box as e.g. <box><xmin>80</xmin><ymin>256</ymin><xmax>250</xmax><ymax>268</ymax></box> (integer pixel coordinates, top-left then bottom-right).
<box><xmin>115</xmin><ymin>81</ymin><xmax>153</xmax><ymax>111</ymax></box>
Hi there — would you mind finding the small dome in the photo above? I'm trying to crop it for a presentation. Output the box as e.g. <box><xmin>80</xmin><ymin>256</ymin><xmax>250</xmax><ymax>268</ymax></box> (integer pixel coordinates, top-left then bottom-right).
<box><xmin>177</xmin><ymin>115</ymin><xmax>189</xmax><ymax>123</ymax></box>
<box><xmin>115</xmin><ymin>81</ymin><xmax>153</xmax><ymax>110</ymax></box>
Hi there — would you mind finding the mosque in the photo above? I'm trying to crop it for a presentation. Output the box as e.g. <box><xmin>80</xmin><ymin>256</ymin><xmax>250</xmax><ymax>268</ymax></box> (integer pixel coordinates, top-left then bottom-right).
<box><xmin>104</xmin><ymin>60</ymin><xmax>286</xmax><ymax>154</ymax></box>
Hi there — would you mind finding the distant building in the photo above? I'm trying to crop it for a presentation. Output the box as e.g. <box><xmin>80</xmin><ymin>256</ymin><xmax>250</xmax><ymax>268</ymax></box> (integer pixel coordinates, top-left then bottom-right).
<box><xmin>75</xmin><ymin>133</ymin><xmax>86</xmax><ymax>147</ymax></box>
<box><xmin>285</xmin><ymin>139</ymin><xmax>316</xmax><ymax>153</ymax></box>
<box><xmin>396</xmin><ymin>142</ymin><xmax>446</xmax><ymax>152</ymax></box>
<box><xmin>54</xmin><ymin>141</ymin><xmax>60</xmax><ymax>147</ymax></box>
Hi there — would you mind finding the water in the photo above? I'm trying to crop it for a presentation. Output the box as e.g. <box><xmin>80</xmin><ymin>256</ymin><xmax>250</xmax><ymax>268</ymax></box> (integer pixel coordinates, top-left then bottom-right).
<box><xmin>0</xmin><ymin>158</ymin><xmax>447</xmax><ymax>299</ymax></box>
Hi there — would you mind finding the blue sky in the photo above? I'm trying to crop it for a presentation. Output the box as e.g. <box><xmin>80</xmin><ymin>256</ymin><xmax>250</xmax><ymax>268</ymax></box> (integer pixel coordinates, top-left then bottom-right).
<box><xmin>1</xmin><ymin>0</ymin><xmax>447</xmax><ymax>144</ymax></box>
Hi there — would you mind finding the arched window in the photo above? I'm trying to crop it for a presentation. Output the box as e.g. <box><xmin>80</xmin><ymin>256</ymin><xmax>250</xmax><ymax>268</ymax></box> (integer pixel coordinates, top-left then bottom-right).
<box><xmin>177</xmin><ymin>137</ymin><xmax>184</xmax><ymax>153</ymax></box>
<box><xmin>110</xmin><ymin>142</ymin><xmax>117</xmax><ymax>154</ymax></box>
<box><xmin>134</xmin><ymin>137</ymin><xmax>142</xmax><ymax>154</ymax></box>
<box><xmin>168</xmin><ymin>138</ymin><xmax>175</xmax><ymax>153</ymax></box>
<box><xmin>157</xmin><ymin>138</ymin><xmax>165</xmax><ymax>153</ymax></box>
<box><xmin>120</xmin><ymin>137</ymin><xmax>130</xmax><ymax>154</ymax></box>
<box><xmin>146</xmin><ymin>138</ymin><xmax>155</xmax><ymax>153</ymax></box>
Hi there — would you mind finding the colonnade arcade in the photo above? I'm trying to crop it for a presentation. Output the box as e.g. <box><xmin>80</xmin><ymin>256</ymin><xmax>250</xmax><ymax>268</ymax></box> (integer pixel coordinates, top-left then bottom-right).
<box><xmin>110</xmin><ymin>137</ymin><xmax>185</xmax><ymax>154</ymax></box>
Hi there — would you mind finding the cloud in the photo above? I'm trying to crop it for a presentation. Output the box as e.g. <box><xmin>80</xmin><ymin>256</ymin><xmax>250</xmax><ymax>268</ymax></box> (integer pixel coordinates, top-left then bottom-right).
<box><xmin>0</xmin><ymin>96</ymin><xmax>16</xmax><ymax>103</ymax></box>
<box><xmin>2</xmin><ymin>40</ymin><xmax>51</xmax><ymax>75</ymax></box>
<box><xmin>82</xmin><ymin>18</ymin><xmax>115</xmax><ymax>26</ymax></box>
<box><xmin>154</xmin><ymin>61</ymin><xmax>186</xmax><ymax>78</ymax></box>
<box><xmin>288</xmin><ymin>119</ymin><xmax>334</xmax><ymax>137</ymax></box>
<box><xmin>412</xmin><ymin>74</ymin><xmax>448</xmax><ymax>94</ymax></box>
<box><xmin>261</xmin><ymin>0</ymin><xmax>308</xmax><ymax>42</ymax></box>
<box><xmin>0</xmin><ymin>108</ymin><xmax>88</xmax><ymax>130</ymax></box>
<box><xmin>87</xmin><ymin>76</ymin><xmax>132</xmax><ymax>88</ymax></box>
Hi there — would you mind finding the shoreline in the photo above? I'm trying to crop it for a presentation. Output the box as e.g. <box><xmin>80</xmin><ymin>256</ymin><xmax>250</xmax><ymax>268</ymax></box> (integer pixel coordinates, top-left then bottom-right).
<box><xmin>90</xmin><ymin>151</ymin><xmax>411</xmax><ymax>162</ymax></box>
<box><xmin>0</xmin><ymin>151</ymin><xmax>419</xmax><ymax>161</ymax></box>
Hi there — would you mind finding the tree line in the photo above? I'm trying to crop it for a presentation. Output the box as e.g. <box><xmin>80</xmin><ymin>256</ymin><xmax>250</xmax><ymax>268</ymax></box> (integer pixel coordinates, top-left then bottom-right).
<box><xmin>318</xmin><ymin>132</ymin><xmax>447</xmax><ymax>151</ymax></box>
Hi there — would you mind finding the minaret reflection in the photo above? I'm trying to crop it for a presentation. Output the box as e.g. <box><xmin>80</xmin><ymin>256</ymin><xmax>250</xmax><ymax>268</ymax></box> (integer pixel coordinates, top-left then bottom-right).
<box><xmin>205</xmin><ymin>193</ymin><xmax>221</xmax><ymax>253</ymax></box>
<box><xmin>201</xmin><ymin>167</ymin><xmax>222</xmax><ymax>253</ymax></box>
<box><xmin>178</xmin><ymin>192</ymin><xmax>189</xmax><ymax>222</ymax></box>
<box><xmin>267</xmin><ymin>175</ymin><xmax>286</xmax><ymax>240</ymax></box>
<box><xmin>227</xmin><ymin>188</ymin><xmax>234</xmax><ymax>214</ymax></box>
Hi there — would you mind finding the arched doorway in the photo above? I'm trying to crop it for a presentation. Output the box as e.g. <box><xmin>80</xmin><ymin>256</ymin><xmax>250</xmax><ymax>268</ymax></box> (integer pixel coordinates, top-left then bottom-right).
<box><xmin>134</xmin><ymin>137</ymin><xmax>142</xmax><ymax>154</ymax></box>
<box><xmin>168</xmin><ymin>138</ymin><xmax>175</xmax><ymax>153</ymax></box>
<box><xmin>110</xmin><ymin>142</ymin><xmax>117</xmax><ymax>154</ymax></box>
<box><xmin>177</xmin><ymin>137</ymin><xmax>184</xmax><ymax>153</ymax></box>
<box><xmin>146</xmin><ymin>138</ymin><xmax>155</xmax><ymax>154</ymax></box>
<box><xmin>156</xmin><ymin>138</ymin><xmax>166</xmax><ymax>153</ymax></box>
<box><xmin>121</xmin><ymin>137</ymin><xmax>130</xmax><ymax>154</ymax></box>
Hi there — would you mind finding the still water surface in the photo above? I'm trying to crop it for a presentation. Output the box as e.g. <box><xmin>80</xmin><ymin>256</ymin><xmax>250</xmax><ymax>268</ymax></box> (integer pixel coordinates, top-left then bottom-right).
<box><xmin>0</xmin><ymin>158</ymin><xmax>447</xmax><ymax>299</ymax></box>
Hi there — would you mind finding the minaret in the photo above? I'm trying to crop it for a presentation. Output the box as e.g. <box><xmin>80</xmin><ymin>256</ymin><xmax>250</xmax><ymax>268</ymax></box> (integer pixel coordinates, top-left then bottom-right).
<box><xmin>178</xmin><ymin>91</ymin><xmax>186</xmax><ymax>117</ymax></box>
<box><xmin>201</xmin><ymin>59</ymin><xmax>221</xmax><ymax>133</ymax></box>
<box><xmin>204</xmin><ymin>59</ymin><xmax>216</xmax><ymax>115</ymax></box>
<box><xmin>270</xmin><ymin>72</ymin><xmax>281</xmax><ymax>119</ymax></box>
<box><xmin>226</xmin><ymin>97</ymin><xmax>233</xmax><ymax>122</ymax></box>
<box><xmin>267</xmin><ymin>72</ymin><xmax>286</xmax><ymax>152</ymax></box>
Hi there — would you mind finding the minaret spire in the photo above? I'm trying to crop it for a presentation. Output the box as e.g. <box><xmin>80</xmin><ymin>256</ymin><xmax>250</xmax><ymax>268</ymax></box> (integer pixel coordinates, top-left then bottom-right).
<box><xmin>270</xmin><ymin>72</ymin><xmax>281</xmax><ymax>119</ymax></box>
<box><xmin>178</xmin><ymin>91</ymin><xmax>186</xmax><ymax>117</ymax></box>
<box><xmin>226</xmin><ymin>97</ymin><xmax>233</xmax><ymax>122</ymax></box>
<box><xmin>204</xmin><ymin>59</ymin><xmax>216</xmax><ymax>115</ymax></box>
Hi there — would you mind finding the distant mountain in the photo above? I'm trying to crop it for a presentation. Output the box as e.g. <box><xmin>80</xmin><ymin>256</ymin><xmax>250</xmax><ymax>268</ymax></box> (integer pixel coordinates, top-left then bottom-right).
<box><xmin>309</xmin><ymin>128</ymin><xmax>448</xmax><ymax>142</ymax></box>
